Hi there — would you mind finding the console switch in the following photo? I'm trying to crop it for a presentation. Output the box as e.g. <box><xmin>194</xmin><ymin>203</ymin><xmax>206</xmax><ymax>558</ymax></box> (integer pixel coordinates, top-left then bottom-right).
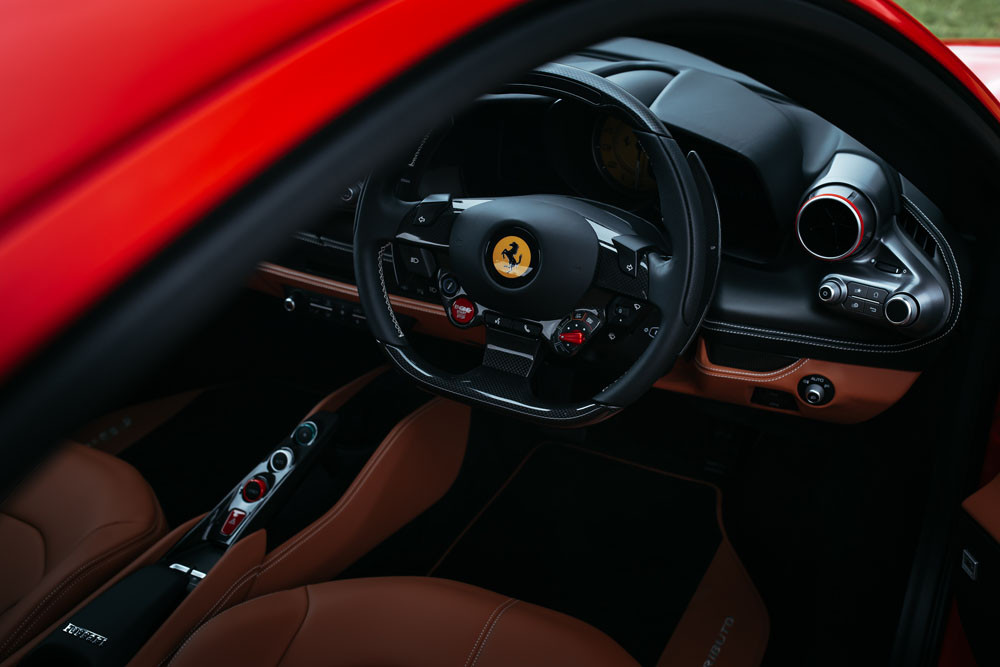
<box><xmin>220</xmin><ymin>509</ymin><xmax>247</xmax><ymax>537</ymax></box>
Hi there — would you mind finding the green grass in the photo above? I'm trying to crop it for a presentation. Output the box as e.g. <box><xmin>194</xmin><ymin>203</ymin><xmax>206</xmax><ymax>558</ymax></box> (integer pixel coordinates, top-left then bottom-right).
<box><xmin>895</xmin><ymin>0</ymin><xmax>1000</xmax><ymax>39</ymax></box>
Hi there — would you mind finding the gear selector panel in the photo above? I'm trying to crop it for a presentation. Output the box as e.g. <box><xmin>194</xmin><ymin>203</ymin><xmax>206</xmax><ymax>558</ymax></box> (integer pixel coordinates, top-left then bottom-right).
<box><xmin>199</xmin><ymin>413</ymin><xmax>338</xmax><ymax>546</ymax></box>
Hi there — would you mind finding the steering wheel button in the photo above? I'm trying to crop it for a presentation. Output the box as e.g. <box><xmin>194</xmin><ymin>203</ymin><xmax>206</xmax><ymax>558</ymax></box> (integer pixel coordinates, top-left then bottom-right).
<box><xmin>559</xmin><ymin>331</ymin><xmax>585</xmax><ymax>345</ymax></box>
<box><xmin>400</xmin><ymin>244</ymin><xmax>437</xmax><ymax>278</ymax></box>
<box><xmin>449</xmin><ymin>297</ymin><xmax>476</xmax><ymax>325</ymax></box>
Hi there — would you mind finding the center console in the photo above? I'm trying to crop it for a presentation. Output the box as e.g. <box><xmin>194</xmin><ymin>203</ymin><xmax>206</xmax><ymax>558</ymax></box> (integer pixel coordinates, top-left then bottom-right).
<box><xmin>17</xmin><ymin>372</ymin><xmax>472</xmax><ymax>667</ymax></box>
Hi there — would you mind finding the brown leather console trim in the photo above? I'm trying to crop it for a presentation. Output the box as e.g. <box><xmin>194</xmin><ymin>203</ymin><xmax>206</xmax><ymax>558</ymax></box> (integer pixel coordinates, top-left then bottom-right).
<box><xmin>251</xmin><ymin>262</ymin><xmax>485</xmax><ymax>345</ymax></box>
<box><xmin>656</xmin><ymin>339</ymin><xmax>920</xmax><ymax>423</ymax></box>
<box><xmin>963</xmin><ymin>473</ymin><xmax>1000</xmax><ymax>544</ymax></box>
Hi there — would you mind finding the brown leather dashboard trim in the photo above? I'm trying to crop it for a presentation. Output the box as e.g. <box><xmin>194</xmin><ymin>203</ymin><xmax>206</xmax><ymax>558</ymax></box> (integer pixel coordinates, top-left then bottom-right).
<box><xmin>251</xmin><ymin>262</ymin><xmax>484</xmax><ymax>345</ymax></box>
<box><xmin>656</xmin><ymin>339</ymin><xmax>920</xmax><ymax>424</ymax></box>
<box><xmin>253</xmin><ymin>265</ymin><xmax>918</xmax><ymax>423</ymax></box>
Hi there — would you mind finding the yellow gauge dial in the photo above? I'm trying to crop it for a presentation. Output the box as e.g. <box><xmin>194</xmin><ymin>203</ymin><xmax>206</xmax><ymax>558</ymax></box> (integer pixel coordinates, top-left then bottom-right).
<box><xmin>595</xmin><ymin>115</ymin><xmax>656</xmax><ymax>193</ymax></box>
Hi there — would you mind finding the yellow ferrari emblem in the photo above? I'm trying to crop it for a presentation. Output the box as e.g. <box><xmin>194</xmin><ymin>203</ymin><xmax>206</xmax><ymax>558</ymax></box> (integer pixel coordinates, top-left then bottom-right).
<box><xmin>491</xmin><ymin>235</ymin><xmax>532</xmax><ymax>279</ymax></box>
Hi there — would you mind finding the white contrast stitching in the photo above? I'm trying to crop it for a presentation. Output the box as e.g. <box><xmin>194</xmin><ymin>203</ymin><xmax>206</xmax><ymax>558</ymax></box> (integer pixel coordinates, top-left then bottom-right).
<box><xmin>377</xmin><ymin>243</ymin><xmax>405</xmax><ymax>338</ymax></box>
<box><xmin>469</xmin><ymin>599</ymin><xmax>519</xmax><ymax>667</ymax></box>
<box><xmin>694</xmin><ymin>358</ymin><xmax>810</xmax><ymax>383</ymax></box>
<box><xmin>705</xmin><ymin>196</ymin><xmax>962</xmax><ymax>354</ymax></box>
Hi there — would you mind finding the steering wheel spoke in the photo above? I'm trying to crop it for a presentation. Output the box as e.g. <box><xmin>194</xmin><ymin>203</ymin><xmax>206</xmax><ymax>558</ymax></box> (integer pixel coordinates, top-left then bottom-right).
<box><xmin>354</xmin><ymin>64</ymin><xmax>717</xmax><ymax>426</ymax></box>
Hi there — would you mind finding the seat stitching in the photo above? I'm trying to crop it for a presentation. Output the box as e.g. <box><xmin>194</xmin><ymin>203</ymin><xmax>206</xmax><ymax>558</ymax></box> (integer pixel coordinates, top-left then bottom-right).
<box><xmin>0</xmin><ymin>517</ymin><xmax>160</xmax><ymax>657</ymax></box>
<box><xmin>470</xmin><ymin>599</ymin><xmax>519</xmax><ymax>667</ymax></box>
<box><xmin>464</xmin><ymin>598</ymin><xmax>515</xmax><ymax>667</ymax></box>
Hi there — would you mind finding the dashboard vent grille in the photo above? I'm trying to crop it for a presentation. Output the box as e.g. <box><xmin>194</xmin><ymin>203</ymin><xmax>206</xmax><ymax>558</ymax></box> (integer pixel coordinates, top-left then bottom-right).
<box><xmin>898</xmin><ymin>207</ymin><xmax>937</xmax><ymax>259</ymax></box>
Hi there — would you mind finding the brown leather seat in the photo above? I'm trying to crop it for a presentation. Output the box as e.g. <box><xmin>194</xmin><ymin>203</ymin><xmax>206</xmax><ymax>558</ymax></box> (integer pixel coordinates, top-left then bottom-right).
<box><xmin>171</xmin><ymin>577</ymin><xmax>639</xmax><ymax>666</ymax></box>
<box><xmin>0</xmin><ymin>442</ymin><xmax>166</xmax><ymax>659</ymax></box>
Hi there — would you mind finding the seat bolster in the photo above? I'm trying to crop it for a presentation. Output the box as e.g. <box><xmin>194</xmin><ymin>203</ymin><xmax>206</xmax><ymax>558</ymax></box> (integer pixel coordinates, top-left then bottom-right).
<box><xmin>0</xmin><ymin>443</ymin><xmax>166</xmax><ymax>660</ymax></box>
<box><xmin>172</xmin><ymin>577</ymin><xmax>638</xmax><ymax>667</ymax></box>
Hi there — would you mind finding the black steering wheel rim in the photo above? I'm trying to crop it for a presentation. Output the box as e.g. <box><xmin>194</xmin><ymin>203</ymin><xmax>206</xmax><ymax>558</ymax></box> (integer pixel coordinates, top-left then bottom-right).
<box><xmin>354</xmin><ymin>62</ymin><xmax>720</xmax><ymax>426</ymax></box>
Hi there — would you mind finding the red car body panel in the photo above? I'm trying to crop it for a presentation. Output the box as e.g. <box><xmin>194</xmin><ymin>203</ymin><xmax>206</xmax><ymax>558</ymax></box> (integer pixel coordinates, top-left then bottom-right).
<box><xmin>0</xmin><ymin>0</ymin><xmax>525</xmax><ymax>380</ymax></box>
<box><xmin>0</xmin><ymin>0</ymin><xmax>997</xmax><ymax>382</ymax></box>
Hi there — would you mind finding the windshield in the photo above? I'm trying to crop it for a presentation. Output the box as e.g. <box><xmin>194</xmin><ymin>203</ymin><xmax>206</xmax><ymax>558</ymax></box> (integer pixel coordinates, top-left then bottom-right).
<box><xmin>896</xmin><ymin>0</ymin><xmax>1000</xmax><ymax>40</ymax></box>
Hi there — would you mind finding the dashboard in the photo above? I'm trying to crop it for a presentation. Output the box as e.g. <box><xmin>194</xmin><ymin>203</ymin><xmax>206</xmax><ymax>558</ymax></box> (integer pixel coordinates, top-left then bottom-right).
<box><xmin>253</xmin><ymin>37</ymin><xmax>965</xmax><ymax>424</ymax></box>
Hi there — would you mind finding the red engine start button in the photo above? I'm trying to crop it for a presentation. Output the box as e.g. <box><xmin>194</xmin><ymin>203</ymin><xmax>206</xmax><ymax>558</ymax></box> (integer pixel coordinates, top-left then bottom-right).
<box><xmin>449</xmin><ymin>297</ymin><xmax>476</xmax><ymax>325</ymax></box>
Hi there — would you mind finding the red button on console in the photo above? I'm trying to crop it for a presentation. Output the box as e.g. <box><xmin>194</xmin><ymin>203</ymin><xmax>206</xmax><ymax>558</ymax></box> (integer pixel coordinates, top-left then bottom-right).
<box><xmin>220</xmin><ymin>509</ymin><xmax>247</xmax><ymax>537</ymax></box>
<box><xmin>449</xmin><ymin>297</ymin><xmax>476</xmax><ymax>325</ymax></box>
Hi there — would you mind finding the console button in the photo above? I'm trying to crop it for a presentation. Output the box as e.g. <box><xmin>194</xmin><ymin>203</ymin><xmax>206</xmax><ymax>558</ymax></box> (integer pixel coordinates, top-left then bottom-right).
<box><xmin>269</xmin><ymin>449</ymin><xmax>292</xmax><ymax>472</ymax></box>
<box><xmin>860</xmin><ymin>301</ymin><xmax>882</xmax><ymax>318</ymax></box>
<box><xmin>847</xmin><ymin>282</ymin><xmax>867</xmax><ymax>298</ymax></box>
<box><xmin>867</xmin><ymin>286</ymin><xmax>888</xmax><ymax>303</ymax></box>
<box><xmin>845</xmin><ymin>297</ymin><xmax>866</xmax><ymax>314</ymax></box>
<box><xmin>241</xmin><ymin>476</ymin><xmax>268</xmax><ymax>503</ymax></box>
<box><xmin>293</xmin><ymin>422</ymin><xmax>318</xmax><ymax>446</ymax></box>
<box><xmin>399</xmin><ymin>244</ymin><xmax>437</xmax><ymax>278</ymax></box>
<box><xmin>220</xmin><ymin>509</ymin><xmax>247</xmax><ymax>537</ymax></box>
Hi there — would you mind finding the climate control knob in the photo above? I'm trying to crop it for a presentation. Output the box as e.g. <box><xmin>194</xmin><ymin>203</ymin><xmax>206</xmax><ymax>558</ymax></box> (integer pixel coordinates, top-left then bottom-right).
<box><xmin>797</xmin><ymin>186</ymin><xmax>876</xmax><ymax>261</ymax></box>
<box><xmin>885</xmin><ymin>293</ymin><xmax>918</xmax><ymax>326</ymax></box>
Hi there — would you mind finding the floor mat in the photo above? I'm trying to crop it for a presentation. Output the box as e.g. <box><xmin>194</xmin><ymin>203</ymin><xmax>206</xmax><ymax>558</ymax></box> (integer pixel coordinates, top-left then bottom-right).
<box><xmin>427</xmin><ymin>443</ymin><xmax>768</xmax><ymax>666</ymax></box>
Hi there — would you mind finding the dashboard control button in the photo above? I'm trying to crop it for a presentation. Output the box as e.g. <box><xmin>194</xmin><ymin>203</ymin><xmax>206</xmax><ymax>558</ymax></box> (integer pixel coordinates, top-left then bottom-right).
<box><xmin>847</xmin><ymin>282</ymin><xmax>867</xmax><ymax>298</ymax></box>
<box><xmin>449</xmin><ymin>297</ymin><xmax>476</xmax><ymax>325</ymax></box>
<box><xmin>399</xmin><ymin>244</ymin><xmax>437</xmax><ymax>278</ymax></box>
<box><xmin>860</xmin><ymin>301</ymin><xmax>882</xmax><ymax>318</ymax></box>
<box><xmin>293</xmin><ymin>421</ymin><xmax>318</xmax><ymax>446</ymax></box>
<box><xmin>803</xmin><ymin>383</ymin><xmax>826</xmax><ymax>405</ymax></box>
<box><xmin>867</xmin><ymin>286</ymin><xmax>888</xmax><ymax>302</ymax></box>
<box><xmin>283</xmin><ymin>294</ymin><xmax>298</xmax><ymax>312</ymax></box>
<box><xmin>798</xmin><ymin>374</ymin><xmax>835</xmax><ymax>406</ymax></box>
<box><xmin>220</xmin><ymin>509</ymin><xmax>247</xmax><ymax>537</ymax></box>
<box><xmin>845</xmin><ymin>297</ymin><xmax>866</xmax><ymax>314</ymax></box>
<box><xmin>885</xmin><ymin>293</ymin><xmax>918</xmax><ymax>326</ymax></box>
<box><xmin>817</xmin><ymin>278</ymin><xmax>846</xmax><ymax>304</ymax></box>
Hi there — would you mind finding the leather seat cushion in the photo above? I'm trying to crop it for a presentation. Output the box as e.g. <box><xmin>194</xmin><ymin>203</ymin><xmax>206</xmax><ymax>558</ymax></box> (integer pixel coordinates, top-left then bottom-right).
<box><xmin>0</xmin><ymin>442</ymin><xmax>166</xmax><ymax>659</ymax></box>
<box><xmin>172</xmin><ymin>577</ymin><xmax>639</xmax><ymax>666</ymax></box>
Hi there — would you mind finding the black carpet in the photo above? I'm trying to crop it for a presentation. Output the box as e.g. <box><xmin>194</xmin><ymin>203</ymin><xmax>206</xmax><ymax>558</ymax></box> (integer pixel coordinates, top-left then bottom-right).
<box><xmin>428</xmin><ymin>444</ymin><xmax>721</xmax><ymax>665</ymax></box>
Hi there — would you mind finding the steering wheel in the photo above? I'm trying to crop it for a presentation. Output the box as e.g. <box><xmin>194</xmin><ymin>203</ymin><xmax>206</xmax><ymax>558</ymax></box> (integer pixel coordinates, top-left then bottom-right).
<box><xmin>354</xmin><ymin>63</ymin><xmax>720</xmax><ymax>426</ymax></box>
